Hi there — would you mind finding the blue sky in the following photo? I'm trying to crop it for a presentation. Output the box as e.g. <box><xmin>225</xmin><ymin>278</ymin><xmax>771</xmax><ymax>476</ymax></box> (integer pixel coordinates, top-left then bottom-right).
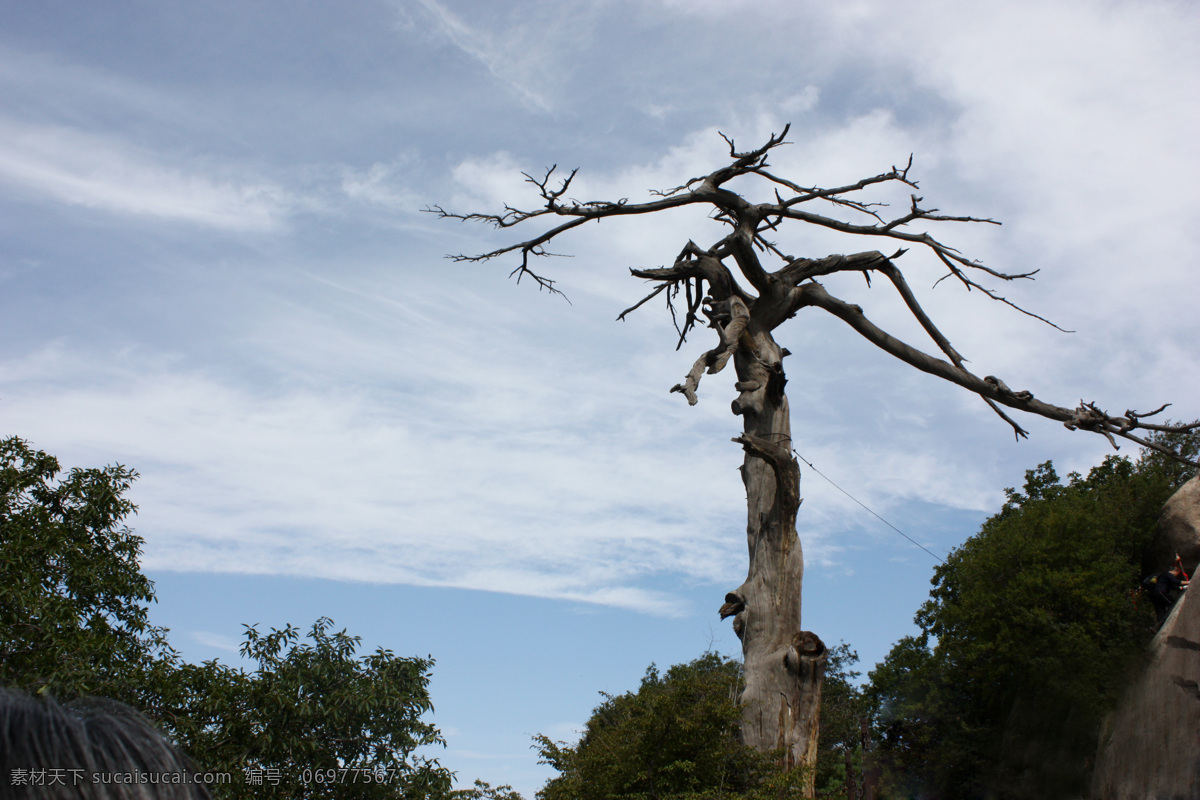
<box><xmin>3</xmin><ymin>0</ymin><xmax>1198</xmax><ymax>795</ymax></box>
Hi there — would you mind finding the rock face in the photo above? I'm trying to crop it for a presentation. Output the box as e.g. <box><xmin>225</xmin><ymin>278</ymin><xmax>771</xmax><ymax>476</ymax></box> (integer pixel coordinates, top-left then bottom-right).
<box><xmin>1091</xmin><ymin>477</ymin><xmax>1200</xmax><ymax>800</ymax></box>
<box><xmin>1145</xmin><ymin>474</ymin><xmax>1200</xmax><ymax>576</ymax></box>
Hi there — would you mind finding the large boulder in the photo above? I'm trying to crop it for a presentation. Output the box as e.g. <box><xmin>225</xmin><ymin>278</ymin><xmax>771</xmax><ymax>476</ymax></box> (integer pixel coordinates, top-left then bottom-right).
<box><xmin>1090</xmin><ymin>590</ymin><xmax>1200</xmax><ymax>799</ymax></box>
<box><xmin>1091</xmin><ymin>478</ymin><xmax>1200</xmax><ymax>799</ymax></box>
<box><xmin>1144</xmin><ymin>474</ymin><xmax>1200</xmax><ymax>577</ymax></box>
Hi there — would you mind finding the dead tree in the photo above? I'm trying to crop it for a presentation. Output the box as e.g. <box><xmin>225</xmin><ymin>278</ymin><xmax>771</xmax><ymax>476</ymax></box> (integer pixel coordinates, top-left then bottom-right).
<box><xmin>429</xmin><ymin>126</ymin><xmax>1199</xmax><ymax>794</ymax></box>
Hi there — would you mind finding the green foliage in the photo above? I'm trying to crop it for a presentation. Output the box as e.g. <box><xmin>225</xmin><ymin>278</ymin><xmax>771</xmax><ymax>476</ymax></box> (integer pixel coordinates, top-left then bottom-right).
<box><xmin>532</xmin><ymin>649</ymin><xmax>854</xmax><ymax>800</ymax></box>
<box><xmin>0</xmin><ymin>436</ymin><xmax>173</xmax><ymax>703</ymax></box>
<box><xmin>534</xmin><ymin>653</ymin><xmax>780</xmax><ymax>800</ymax></box>
<box><xmin>158</xmin><ymin>620</ymin><xmax>453</xmax><ymax>799</ymax></box>
<box><xmin>452</xmin><ymin>780</ymin><xmax>526</xmax><ymax>800</ymax></box>
<box><xmin>863</xmin><ymin>636</ymin><xmax>939</xmax><ymax>800</ymax></box>
<box><xmin>865</xmin><ymin>433</ymin><xmax>1196</xmax><ymax>800</ymax></box>
<box><xmin>0</xmin><ymin>437</ymin><xmax>457</xmax><ymax>799</ymax></box>
<box><xmin>813</xmin><ymin>643</ymin><xmax>867</xmax><ymax>796</ymax></box>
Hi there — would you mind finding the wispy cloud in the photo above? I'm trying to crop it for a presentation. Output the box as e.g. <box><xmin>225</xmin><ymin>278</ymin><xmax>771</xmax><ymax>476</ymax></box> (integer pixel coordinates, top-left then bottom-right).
<box><xmin>0</xmin><ymin>119</ymin><xmax>290</xmax><ymax>230</ymax></box>
<box><xmin>190</xmin><ymin>631</ymin><xmax>242</xmax><ymax>653</ymax></box>
<box><xmin>0</xmin><ymin>323</ymin><xmax>743</xmax><ymax>618</ymax></box>
<box><xmin>4</xmin><ymin>0</ymin><xmax>1197</xmax><ymax>624</ymax></box>
<box><xmin>405</xmin><ymin>0</ymin><xmax>585</xmax><ymax>113</ymax></box>
<box><xmin>341</xmin><ymin>160</ymin><xmax>423</xmax><ymax>211</ymax></box>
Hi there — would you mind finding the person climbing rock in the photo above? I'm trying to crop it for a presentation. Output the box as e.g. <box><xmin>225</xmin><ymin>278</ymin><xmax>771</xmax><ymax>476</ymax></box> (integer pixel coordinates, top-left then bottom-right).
<box><xmin>1144</xmin><ymin>561</ymin><xmax>1189</xmax><ymax>627</ymax></box>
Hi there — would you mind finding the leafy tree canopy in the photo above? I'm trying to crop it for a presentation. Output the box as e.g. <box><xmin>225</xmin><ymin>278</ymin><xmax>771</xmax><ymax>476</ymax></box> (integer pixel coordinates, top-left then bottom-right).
<box><xmin>0</xmin><ymin>436</ymin><xmax>171</xmax><ymax>702</ymax></box>
<box><xmin>0</xmin><ymin>437</ymin><xmax>470</xmax><ymax>799</ymax></box>
<box><xmin>158</xmin><ymin>619</ymin><xmax>453</xmax><ymax>799</ymax></box>
<box><xmin>866</xmin><ymin>429</ymin><xmax>1198</xmax><ymax>799</ymax></box>
<box><xmin>812</xmin><ymin>643</ymin><xmax>867</xmax><ymax>795</ymax></box>
<box><xmin>535</xmin><ymin>653</ymin><xmax>774</xmax><ymax>800</ymax></box>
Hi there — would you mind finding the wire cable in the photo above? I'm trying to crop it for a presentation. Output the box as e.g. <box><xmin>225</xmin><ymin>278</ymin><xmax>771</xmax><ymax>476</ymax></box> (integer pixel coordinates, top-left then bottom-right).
<box><xmin>792</xmin><ymin>448</ymin><xmax>948</xmax><ymax>564</ymax></box>
<box><xmin>791</xmin><ymin>448</ymin><xmax>1118</xmax><ymax>637</ymax></box>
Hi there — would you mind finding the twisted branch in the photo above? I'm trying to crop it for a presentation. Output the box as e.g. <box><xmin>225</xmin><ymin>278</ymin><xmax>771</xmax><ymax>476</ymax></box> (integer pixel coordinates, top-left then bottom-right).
<box><xmin>431</xmin><ymin>126</ymin><xmax>1199</xmax><ymax>466</ymax></box>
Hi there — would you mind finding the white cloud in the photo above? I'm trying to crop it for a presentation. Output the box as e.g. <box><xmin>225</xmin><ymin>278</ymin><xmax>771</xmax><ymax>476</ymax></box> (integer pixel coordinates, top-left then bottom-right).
<box><xmin>780</xmin><ymin>87</ymin><xmax>820</xmax><ymax>116</ymax></box>
<box><xmin>0</xmin><ymin>119</ymin><xmax>290</xmax><ymax>230</ymax></box>
<box><xmin>0</xmin><ymin>312</ymin><xmax>745</xmax><ymax>617</ymax></box>
<box><xmin>449</xmin><ymin>151</ymin><xmax>536</xmax><ymax>210</ymax></box>
<box><xmin>427</xmin><ymin>1</ymin><xmax>1200</xmax><ymax>581</ymax></box>
<box><xmin>341</xmin><ymin>160</ymin><xmax>423</xmax><ymax>211</ymax></box>
<box><xmin>4</xmin><ymin>0</ymin><xmax>1197</xmax><ymax>624</ymax></box>
<box><xmin>190</xmin><ymin>631</ymin><xmax>241</xmax><ymax>653</ymax></box>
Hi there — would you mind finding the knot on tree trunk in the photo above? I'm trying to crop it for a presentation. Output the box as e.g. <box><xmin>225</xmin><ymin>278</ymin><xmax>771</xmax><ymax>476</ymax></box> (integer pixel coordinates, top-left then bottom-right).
<box><xmin>733</xmin><ymin>434</ymin><xmax>801</xmax><ymax>515</ymax></box>
<box><xmin>731</xmin><ymin>361</ymin><xmax>786</xmax><ymax>418</ymax></box>
<box><xmin>783</xmin><ymin>631</ymin><xmax>827</xmax><ymax>675</ymax></box>
<box><xmin>983</xmin><ymin>375</ymin><xmax>1033</xmax><ymax>403</ymax></box>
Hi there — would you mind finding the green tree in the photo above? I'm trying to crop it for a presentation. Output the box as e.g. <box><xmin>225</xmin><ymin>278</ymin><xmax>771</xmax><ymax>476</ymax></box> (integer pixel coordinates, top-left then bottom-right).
<box><xmin>159</xmin><ymin>620</ymin><xmax>453</xmax><ymax>800</ymax></box>
<box><xmin>865</xmin><ymin>432</ymin><xmax>1196</xmax><ymax>799</ymax></box>
<box><xmin>453</xmin><ymin>780</ymin><xmax>526</xmax><ymax>800</ymax></box>
<box><xmin>0</xmin><ymin>437</ymin><xmax>456</xmax><ymax>799</ymax></box>
<box><xmin>813</xmin><ymin>643</ymin><xmax>866</xmax><ymax>796</ymax></box>
<box><xmin>863</xmin><ymin>635</ymin><xmax>941</xmax><ymax>799</ymax></box>
<box><xmin>0</xmin><ymin>436</ymin><xmax>172</xmax><ymax>703</ymax></box>
<box><xmin>534</xmin><ymin>653</ymin><xmax>778</xmax><ymax>800</ymax></box>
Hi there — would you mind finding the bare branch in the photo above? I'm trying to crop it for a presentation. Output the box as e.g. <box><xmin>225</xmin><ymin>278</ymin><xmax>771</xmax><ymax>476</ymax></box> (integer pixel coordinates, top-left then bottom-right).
<box><xmin>876</xmin><ymin>260</ymin><xmax>966</xmax><ymax>367</ymax></box>
<box><xmin>797</xmin><ymin>281</ymin><xmax>1198</xmax><ymax>465</ymax></box>
<box><xmin>432</xmin><ymin>126</ymin><xmax>1195</xmax><ymax>465</ymax></box>
<box><xmin>657</xmin><ymin>125</ymin><xmax>793</xmax><ymax>197</ymax></box>
<box><xmin>756</xmin><ymin>158</ymin><xmax>917</xmax><ymax>220</ymax></box>
<box><xmin>617</xmin><ymin>282</ymin><xmax>669</xmax><ymax>322</ymax></box>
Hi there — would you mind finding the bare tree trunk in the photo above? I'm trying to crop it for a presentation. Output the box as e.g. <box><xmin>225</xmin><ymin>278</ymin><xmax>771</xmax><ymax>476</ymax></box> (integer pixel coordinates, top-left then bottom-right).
<box><xmin>724</xmin><ymin>328</ymin><xmax>827</xmax><ymax>795</ymax></box>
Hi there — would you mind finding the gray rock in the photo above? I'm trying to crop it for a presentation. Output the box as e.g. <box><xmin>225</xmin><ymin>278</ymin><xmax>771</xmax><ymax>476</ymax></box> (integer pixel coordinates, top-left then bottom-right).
<box><xmin>1092</xmin><ymin>478</ymin><xmax>1200</xmax><ymax>800</ymax></box>
<box><xmin>1145</xmin><ymin>475</ymin><xmax>1200</xmax><ymax>577</ymax></box>
<box><xmin>1090</xmin><ymin>592</ymin><xmax>1200</xmax><ymax>798</ymax></box>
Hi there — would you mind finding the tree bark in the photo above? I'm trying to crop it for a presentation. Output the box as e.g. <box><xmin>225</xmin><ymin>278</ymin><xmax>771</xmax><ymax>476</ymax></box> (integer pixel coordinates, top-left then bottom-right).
<box><xmin>725</xmin><ymin>326</ymin><xmax>828</xmax><ymax>792</ymax></box>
